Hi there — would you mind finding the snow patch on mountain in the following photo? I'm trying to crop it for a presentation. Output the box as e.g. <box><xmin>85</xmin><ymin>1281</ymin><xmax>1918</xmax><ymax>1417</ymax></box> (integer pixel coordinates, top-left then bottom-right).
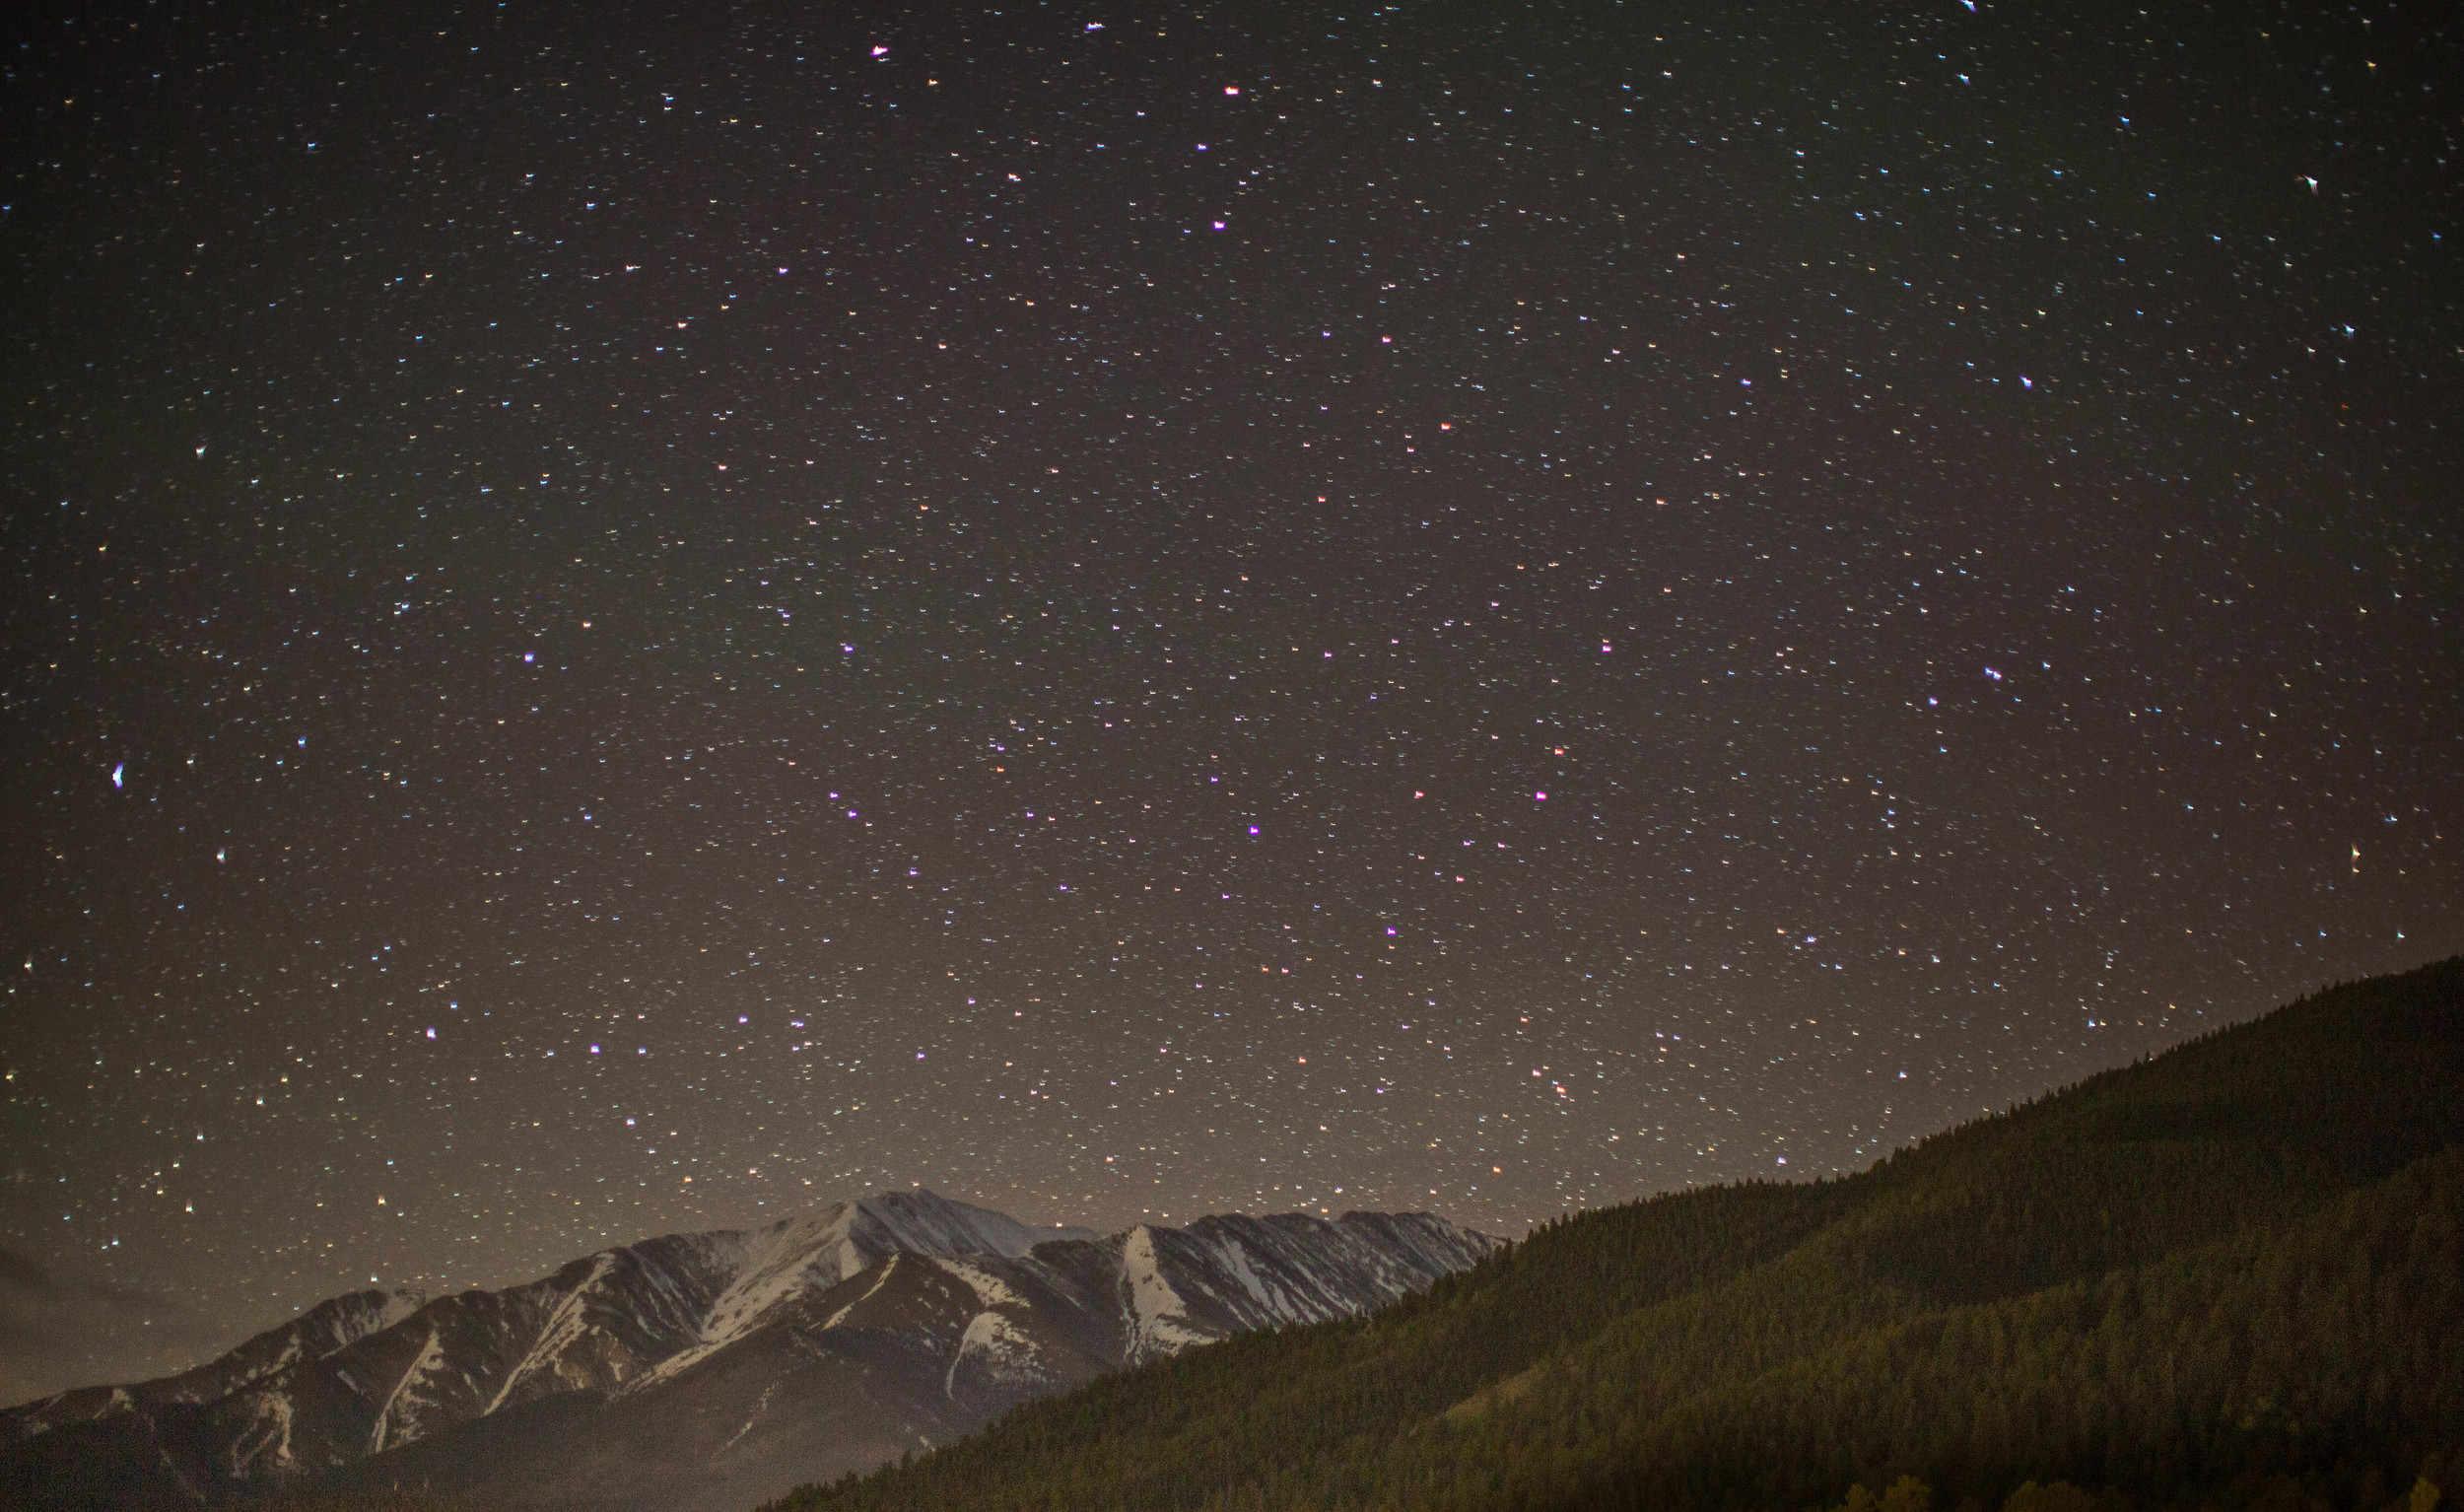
<box><xmin>1122</xmin><ymin>1225</ymin><xmax>1211</xmax><ymax>1361</ymax></box>
<box><xmin>489</xmin><ymin>1252</ymin><xmax>616</xmax><ymax>1411</ymax></box>
<box><xmin>231</xmin><ymin>1388</ymin><xmax>296</xmax><ymax>1474</ymax></box>
<box><xmin>946</xmin><ymin>1310</ymin><xmax>1040</xmax><ymax>1400</ymax></box>
<box><xmin>369</xmin><ymin>1327</ymin><xmax>445</xmax><ymax>1455</ymax></box>
<box><xmin>932</xmin><ymin>1257</ymin><xmax>1030</xmax><ymax>1311</ymax></box>
<box><xmin>823</xmin><ymin>1252</ymin><xmax>906</xmax><ymax>1329</ymax></box>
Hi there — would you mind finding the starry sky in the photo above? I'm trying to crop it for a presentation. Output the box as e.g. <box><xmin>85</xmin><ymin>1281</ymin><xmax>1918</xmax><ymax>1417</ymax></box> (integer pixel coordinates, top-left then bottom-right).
<box><xmin>2</xmin><ymin>0</ymin><xmax>2457</xmax><ymax>1402</ymax></box>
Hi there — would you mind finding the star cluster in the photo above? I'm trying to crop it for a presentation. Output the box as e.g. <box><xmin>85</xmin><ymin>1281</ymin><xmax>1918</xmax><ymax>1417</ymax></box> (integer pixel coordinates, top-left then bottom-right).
<box><xmin>1</xmin><ymin>0</ymin><xmax>2456</xmax><ymax>1400</ymax></box>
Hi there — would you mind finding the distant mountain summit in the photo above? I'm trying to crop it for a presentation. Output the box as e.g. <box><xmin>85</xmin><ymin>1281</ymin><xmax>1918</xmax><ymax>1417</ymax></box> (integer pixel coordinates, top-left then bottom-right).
<box><xmin>0</xmin><ymin>1190</ymin><xmax>1496</xmax><ymax>1511</ymax></box>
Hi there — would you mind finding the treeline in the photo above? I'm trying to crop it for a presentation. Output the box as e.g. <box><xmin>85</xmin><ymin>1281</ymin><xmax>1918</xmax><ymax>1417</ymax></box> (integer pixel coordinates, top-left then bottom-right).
<box><xmin>765</xmin><ymin>957</ymin><xmax>2464</xmax><ymax>1512</ymax></box>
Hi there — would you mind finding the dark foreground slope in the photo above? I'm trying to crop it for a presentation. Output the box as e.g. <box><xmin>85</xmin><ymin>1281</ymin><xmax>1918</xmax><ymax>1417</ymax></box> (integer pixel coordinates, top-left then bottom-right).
<box><xmin>775</xmin><ymin>958</ymin><xmax>2464</xmax><ymax>1512</ymax></box>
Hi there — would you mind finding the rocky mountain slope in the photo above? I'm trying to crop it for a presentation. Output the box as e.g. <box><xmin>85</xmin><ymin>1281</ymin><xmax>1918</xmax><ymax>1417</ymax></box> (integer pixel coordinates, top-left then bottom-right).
<box><xmin>0</xmin><ymin>1190</ymin><xmax>1495</xmax><ymax>1511</ymax></box>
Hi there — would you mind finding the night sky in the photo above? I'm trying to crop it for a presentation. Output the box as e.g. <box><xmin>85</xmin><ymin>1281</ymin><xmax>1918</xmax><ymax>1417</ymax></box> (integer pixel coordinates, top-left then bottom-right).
<box><xmin>3</xmin><ymin>0</ymin><xmax>2457</xmax><ymax>1402</ymax></box>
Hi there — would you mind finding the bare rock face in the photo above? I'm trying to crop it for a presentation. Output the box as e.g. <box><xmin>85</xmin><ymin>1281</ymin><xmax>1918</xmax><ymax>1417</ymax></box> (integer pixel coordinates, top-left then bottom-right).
<box><xmin>0</xmin><ymin>1191</ymin><xmax>1497</xmax><ymax>1512</ymax></box>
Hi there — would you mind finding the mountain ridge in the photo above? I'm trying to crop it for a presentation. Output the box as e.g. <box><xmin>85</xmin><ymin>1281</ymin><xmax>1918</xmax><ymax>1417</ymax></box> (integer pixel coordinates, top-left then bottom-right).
<box><xmin>0</xmin><ymin>1190</ymin><xmax>1495</xmax><ymax>1510</ymax></box>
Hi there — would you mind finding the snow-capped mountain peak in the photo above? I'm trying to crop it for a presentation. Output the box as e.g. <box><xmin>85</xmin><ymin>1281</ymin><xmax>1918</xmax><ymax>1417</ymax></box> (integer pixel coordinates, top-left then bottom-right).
<box><xmin>0</xmin><ymin>1191</ymin><xmax>1495</xmax><ymax>1512</ymax></box>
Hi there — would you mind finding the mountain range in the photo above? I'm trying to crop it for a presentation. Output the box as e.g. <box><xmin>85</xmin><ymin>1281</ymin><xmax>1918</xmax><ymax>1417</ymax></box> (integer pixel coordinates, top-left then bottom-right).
<box><xmin>0</xmin><ymin>1191</ymin><xmax>1497</xmax><ymax>1511</ymax></box>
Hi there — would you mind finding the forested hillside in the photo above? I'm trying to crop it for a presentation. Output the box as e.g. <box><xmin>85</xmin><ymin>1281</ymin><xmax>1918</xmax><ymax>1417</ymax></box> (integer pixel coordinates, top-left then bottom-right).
<box><xmin>769</xmin><ymin>958</ymin><xmax>2464</xmax><ymax>1512</ymax></box>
